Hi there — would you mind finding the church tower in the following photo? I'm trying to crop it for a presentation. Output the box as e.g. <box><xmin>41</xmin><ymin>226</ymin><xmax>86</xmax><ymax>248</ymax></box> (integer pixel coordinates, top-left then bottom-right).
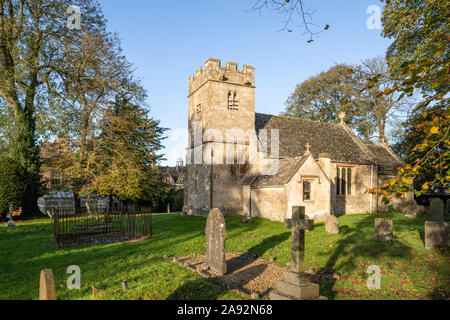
<box><xmin>185</xmin><ymin>58</ymin><xmax>256</xmax><ymax>216</ymax></box>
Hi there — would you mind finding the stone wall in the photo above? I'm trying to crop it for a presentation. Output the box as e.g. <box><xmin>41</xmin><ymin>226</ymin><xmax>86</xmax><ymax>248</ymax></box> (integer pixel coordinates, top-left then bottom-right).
<box><xmin>330</xmin><ymin>163</ymin><xmax>377</xmax><ymax>215</ymax></box>
<box><xmin>250</xmin><ymin>187</ymin><xmax>286</xmax><ymax>221</ymax></box>
<box><xmin>285</xmin><ymin>155</ymin><xmax>331</xmax><ymax>220</ymax></box>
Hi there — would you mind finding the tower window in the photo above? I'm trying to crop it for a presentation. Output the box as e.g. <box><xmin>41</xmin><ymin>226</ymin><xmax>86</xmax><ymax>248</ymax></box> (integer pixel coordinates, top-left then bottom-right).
<box><xmin>196</xmin><ymin>104</ymin><xmax>201</xmax><ymax>114</ymax></box>
<box><xmin>228</xmin><ymin>91</ymin><xmax>238</xmax><ymax>110</ymax></box>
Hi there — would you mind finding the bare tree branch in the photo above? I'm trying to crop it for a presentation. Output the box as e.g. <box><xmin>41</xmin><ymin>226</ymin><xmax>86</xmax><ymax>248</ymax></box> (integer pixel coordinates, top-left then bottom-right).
<box><xmin>249</xmin><ymin>0</ymin><xmax>327</xmax><ymax>41</ymax></box>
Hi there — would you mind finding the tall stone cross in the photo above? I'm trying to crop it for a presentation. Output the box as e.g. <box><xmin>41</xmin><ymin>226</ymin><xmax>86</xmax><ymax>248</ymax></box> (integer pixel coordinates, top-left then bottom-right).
<box><xmin>285</xmin><ymin>206</ymin><xmax>314</xmax><ymax>273</ymax></box>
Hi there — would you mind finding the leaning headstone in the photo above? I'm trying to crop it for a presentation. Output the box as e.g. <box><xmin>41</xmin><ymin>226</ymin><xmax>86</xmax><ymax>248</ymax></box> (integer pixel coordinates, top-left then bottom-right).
<box><xmin>205</xmin><ymin>208</ymin><xmax>227</xmax><ymax>275</ymax></box>
<box><xmin>374</xmin><ymin>218</ymin><xmax>393</xmax><ymax>242</ymax></box>
<box><xmin>270</xmin><ymin>206</ymin><xmax>327</xmax><ymax>300</ymax></box>
<box><xmin>39</xmin><ymin>269</ymin><xmax>56</xmax><ymax>300</ymax></box>
<box><xmin>325</xmin><ymin>215</ymin><xmax>339</xmax><ymax>234</ymax></box>
<box><xmin>429</xmin><ymin>198</ymin><xmax>444</xmax><ymax>222</ymax></box>
<box><xmin>425</xmin><ymin>221</ymin><xmax>450</xmax><ymax>249</ymax></box>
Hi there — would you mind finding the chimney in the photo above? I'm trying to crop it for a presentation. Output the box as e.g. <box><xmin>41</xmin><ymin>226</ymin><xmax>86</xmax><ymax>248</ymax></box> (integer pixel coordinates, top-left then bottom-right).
<box><xmin>318</xmin><ymin>153</ymin><xmax>331</xmax><ymax>178</ymax></box>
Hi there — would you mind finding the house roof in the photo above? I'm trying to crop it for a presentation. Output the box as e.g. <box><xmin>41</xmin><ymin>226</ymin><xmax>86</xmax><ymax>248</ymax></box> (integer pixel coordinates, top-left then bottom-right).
<box><xmin>250</xmin><ymin>155</ymin><xmax>308</xmax><ymax>188</ymax></box>
<box><xmin>160</xmin><ymin>166</ymin><xmax>186</xmax><ymax>182</ymax></box>
<box><xmin>366</xmin><ymin>143</ymin><xmax>405</xmax><ymax>175</ymax></box>
<box><xmin>254</xmin><ymin>113</ymin><xmax>375</xmax><ymax>165</ymax></box>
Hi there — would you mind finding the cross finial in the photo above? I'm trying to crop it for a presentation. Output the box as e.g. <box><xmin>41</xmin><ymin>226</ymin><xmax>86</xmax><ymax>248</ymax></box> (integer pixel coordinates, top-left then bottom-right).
<box><xmin>305</xmin><ymin>143</ymin><xmax>311</xmax><ymax>155</ymax></box>
<box><xmin>338</xmin><ymin>112</ymin><xmax>346</xmax><ymax>123</ymax></box>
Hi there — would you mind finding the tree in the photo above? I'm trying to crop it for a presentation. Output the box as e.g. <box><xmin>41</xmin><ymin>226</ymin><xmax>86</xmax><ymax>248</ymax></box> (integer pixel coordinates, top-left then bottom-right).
<box><xmin>251</xmin><ymin>0</ymin><xmax>329</xmax><ymax>42</ymax></box>
<box><xmin>392</xmin><ymin>106</ymin><xmax>446</xmax><ymax>193</ymax></box>
<box><xmin>375</xmin><ymin>0</ymin><xmax>449</xmax><ymax>196</ymax></box>
<box><xmin>81</xmin><ymin>98</ymin><xmax>168</xmax><ymax>213</ymax></box>
<box><xmin>283</xmin><ymin>64</ymin><xmax>376</xmax><ymax>140</ymax></box>
<box><xmin>359</xmin><ymin>56</ymin><xmax>411</xmax><ymax>143</ymax></box>
<box><xmin>0</xmin><ymin>154</ymin><xmax>27</xmax><ymax>216</ymax></box>
<box><xmin>45</xmin><ymin>28</ymin><xmax>145</xmax><ymax>213</ymax></box>
<box><xmin>0</xmin><ymin>0</ymin><xmax>105</xmax><ymax>215</ymax></box>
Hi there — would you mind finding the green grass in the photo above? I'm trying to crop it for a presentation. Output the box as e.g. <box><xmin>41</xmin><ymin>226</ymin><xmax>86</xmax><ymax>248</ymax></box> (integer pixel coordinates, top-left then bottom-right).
<box><xmin>0</xmin><ymin>212</ymin><xmax>449</xmax><ymax>300</ymax></box>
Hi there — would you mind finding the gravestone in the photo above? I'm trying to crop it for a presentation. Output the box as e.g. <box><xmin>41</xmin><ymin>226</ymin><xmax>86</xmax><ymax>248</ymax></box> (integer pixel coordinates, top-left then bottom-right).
<box><xmin>429</xmin><ymin>198</ymin><xmax>444</xmax><ymax>222</ymax></box>
<box><xmin>39</xmin><ymin>269</ymin><xmax>56</xmax><ymax>300</ymax></box>
<box><xmin>447</xmin><ymin>199</ymin><xmax>450</xmax><ymax>215</ymax></box>
<box><xmin>205</xmin><ymin>208</ymin><xmax>227</xmax><ymax>275</ymax></box>
<box><xmin>270</xmin><ymin>206</ymin><xmax>326</xmax><ymax>300</ymax></box>
<box><xmin>425</xmin><ymin>221</ymin><xmax>450</xmax><ymax>249</ymax></box>
<box><xmin>404</xmin><ymin>200</ymin><xmax>419</xmax><ymax>217</ymax></box>
<box><xmin>374</xmin><ymin>218</ymin><xmax>393</xmax><ymax>242</ymax></box>
<box><xmin>325</xmin><ymin>215</ymin><xmax>339</xmax><ymax>234</ymax></box>
<box><xmin>7</xmin><ymin>203</ymin><xmax>16</xmax><ymax>228</ymax></box>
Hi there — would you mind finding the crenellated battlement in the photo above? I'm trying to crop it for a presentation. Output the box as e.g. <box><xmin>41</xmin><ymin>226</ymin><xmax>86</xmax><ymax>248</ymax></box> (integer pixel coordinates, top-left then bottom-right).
<box><xmin>188</xmin><ymin>58</ymin><xmax>255</xmax><ymax>95</ymax></box>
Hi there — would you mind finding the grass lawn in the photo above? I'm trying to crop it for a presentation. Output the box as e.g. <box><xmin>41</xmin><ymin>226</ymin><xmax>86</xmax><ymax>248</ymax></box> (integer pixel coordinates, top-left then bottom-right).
<box><xmin>0</xmin><ymin>211</ymin><xmax>449</xmax><ymax>300</ymax></box>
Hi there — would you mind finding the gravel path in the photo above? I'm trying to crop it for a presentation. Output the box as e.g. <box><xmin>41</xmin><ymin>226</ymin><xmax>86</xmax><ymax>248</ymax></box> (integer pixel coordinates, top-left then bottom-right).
<box><xmin>174</xmin><ymin>252</ymin><xmax>287</xmax><ymax>296</ymax></box>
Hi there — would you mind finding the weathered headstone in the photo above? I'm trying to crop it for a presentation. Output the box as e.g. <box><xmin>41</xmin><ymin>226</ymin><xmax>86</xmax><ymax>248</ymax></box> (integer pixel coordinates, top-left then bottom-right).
<box><xmin>446</xmin><ymin>199</ymin><xmax>450</xmax><ymax>216</ymax></box>
<box><xmin>430</xmin><ymin>198</ymin><xmax>444</xmax><ymax>222</ymax></box>
<box><xmin>205</xmin><ymin>208</ymin><xmax>227</xmax><ymax>275</ymax></box>
<box><xmin>270</xmin><ymin>206</ymin><xmax>326</xmax><ymax>300</ymax></box>
<box><xmin>404</xmin><ymin>200</ymin><xmax>419</xmax><ymax>217</ymax></box>
<box><xmin>325</xmin><ymin>215</ymin><xmax>339</xmax><ymax>234</ymax></box>
<box><xmin>7</xmin><ymin>203</ymin><xmax>16</xmax><ymax>228</ymax></box>
<box><xmin>425</xmin><ymin>221</ymin><xmax>450</xmax><ymax>249</ymax></box>
<box><xmin>374</xmin><ymin>218</ymin><xmax>393</xmax><ymax>242</ymax></box>
<box><xmin>39</xmin><ymin>269</ymin><xmax>56</xmax><ymax>300</ymax></box>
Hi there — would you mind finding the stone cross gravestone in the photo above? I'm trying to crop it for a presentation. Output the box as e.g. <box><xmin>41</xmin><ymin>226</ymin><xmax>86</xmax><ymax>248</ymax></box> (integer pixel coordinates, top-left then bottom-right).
<box><xmin>270</xmin><ymin>206</ymin><xmax>325</xmax><ymax>300</ymax></box>
<box><xmin>325</xmin><ymin>215</ymin><xmax>339</xmax><ymax>234</ymax></box>
<box><xmin>374</xmin><ymin>218</ymin><xmax>393</xmax><ymax>242</ymax></box>
<box><xmin>429</xmin><ymin>198</ymin><xmax>444</xmax><ymax>222</ymax></box>
<box><xmin>205</xmin><ymin>208</ymin><xmax>227</xmax><ymax>275</ymax></box>
<box><xmin>39</xmin><ymin>269</ymin><xmax>56</xmax><ymax>300</ymax></box>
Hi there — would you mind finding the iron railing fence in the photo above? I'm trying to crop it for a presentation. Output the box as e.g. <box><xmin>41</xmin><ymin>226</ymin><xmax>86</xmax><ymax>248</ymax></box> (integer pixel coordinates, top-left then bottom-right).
<box><xmin>53</xmin><ymin>208</ymin><xmax>152</xmax><ymax>248</ymax></box>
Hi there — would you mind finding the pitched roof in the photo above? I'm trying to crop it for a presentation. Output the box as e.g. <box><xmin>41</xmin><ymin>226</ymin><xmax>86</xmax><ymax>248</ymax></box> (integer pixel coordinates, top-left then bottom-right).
<box><xmin>366</xmin><ymin>143</ymin><xmax>404</xmax><ymax>175</ymax></box>
<box><xmin>255</xmin><ymin>113</ymin><xmax>374</xmax><ymax>164</ymax></box>
<box><xmin>250</xmin><ymin>155</ymin><xmax>308</xmax><ymax>188</ymax></box>
<box><xmin>159</xmin><ymin>166</ymin><xmax>186</xmax><ymax>181</ymax></box>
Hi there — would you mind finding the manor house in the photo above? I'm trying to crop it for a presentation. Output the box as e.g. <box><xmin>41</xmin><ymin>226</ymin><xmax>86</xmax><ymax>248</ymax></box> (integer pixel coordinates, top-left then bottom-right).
<box><xmin>183</xmin><ymin>58</ymin><xmax>415</xmax><ymax>221</ymax></box>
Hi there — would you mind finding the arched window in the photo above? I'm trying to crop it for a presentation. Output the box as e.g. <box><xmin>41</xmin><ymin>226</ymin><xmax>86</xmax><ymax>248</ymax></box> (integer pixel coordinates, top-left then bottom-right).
<box><xmin>228</xmin><ymin>91</ymin><xmax>238</xmax><ymax>110</ymax></box>
<box><xmin>347</xmin><ymin>168</ymin><xmax>352</xmax><ymax>195</ymax></box>
<box><xmin>336</xmin><ymin>168</ymin><xmax>340</xmax><ymax>195</ymax></box>
<box><xmin>341</xmin><ymin>168</ymin><xmax>346</xmax><ymax>195</ymax></box>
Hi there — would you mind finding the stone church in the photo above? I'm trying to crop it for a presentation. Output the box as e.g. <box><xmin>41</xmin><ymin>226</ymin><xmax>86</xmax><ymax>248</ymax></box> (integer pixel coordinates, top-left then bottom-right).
<box><xmin>183</xmin><ymin>58</ymin><xmax>415</xmax><ymax>221</ymax></box>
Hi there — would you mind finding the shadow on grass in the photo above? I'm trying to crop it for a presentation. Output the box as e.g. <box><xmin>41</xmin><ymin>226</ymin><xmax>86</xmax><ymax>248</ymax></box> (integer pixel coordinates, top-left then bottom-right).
<box><xmin>244</xmin><ymin>233</ymin><xmax>290</xmax><ymax>260</ymax></box>
<box><xmin>319</xmin><ymin>212</ymin><xmax>449</xmax><ymax>300</ymax></box>
<box><xmin>166</xmin><ymin>264</ymin><xmax>268</xmax><ymax>300</ymax></box>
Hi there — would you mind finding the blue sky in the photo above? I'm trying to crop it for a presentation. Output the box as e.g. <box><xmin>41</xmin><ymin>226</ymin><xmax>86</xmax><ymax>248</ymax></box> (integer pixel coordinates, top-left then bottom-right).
<box><xmin>97</xmin><ymin>0</ymin><xmax>391</xmax><ymax>166</ymax></box>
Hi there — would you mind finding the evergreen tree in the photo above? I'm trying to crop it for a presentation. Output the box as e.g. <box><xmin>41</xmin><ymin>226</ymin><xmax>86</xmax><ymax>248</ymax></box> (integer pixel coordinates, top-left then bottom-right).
<box><xmin>82</xmin><ymin>98</ymin><xmax>168</xmax><ymax>212</ymax></box>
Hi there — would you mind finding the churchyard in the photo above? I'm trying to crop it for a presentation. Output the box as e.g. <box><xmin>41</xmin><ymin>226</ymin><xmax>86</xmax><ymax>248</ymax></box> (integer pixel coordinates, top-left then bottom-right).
<box><xmin>1</xmin><ymin>210</ymin><xmax>448</xmax><ymax>300</ymax></box>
